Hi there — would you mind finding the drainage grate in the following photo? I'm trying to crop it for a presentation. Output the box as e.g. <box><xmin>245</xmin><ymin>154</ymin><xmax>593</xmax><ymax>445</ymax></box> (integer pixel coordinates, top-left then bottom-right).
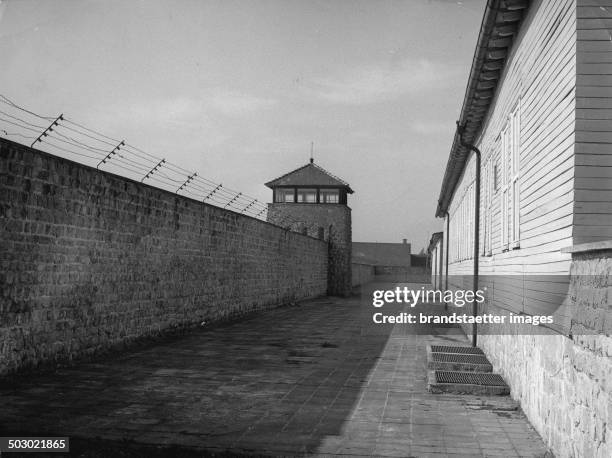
<box><xmin>435</xmin><ymin>371</ymin><xmax>506</xmax><ymax>386</ymax></box>
<box><xmin>430</xmin><ymin>345</ymin><xmax>484</xmax><ymax>355</ymax></box>
<box><xmin>431</xmin><ymin>353</ymin><xmax>490</xmax><ymax>365</ymax></box>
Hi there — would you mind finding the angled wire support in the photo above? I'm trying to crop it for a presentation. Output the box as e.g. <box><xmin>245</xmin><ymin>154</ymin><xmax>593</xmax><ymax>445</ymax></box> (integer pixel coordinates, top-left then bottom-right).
<box><xmin>241</xmin><ymin>199</ymin><xmax>258</xmax><ymax>214</ymax></box>
<box><xmin>177</xmin><ymin>172</ymin><xmax>197</xmax><ymax>193</ymax></box>
<box><xmin>204</xmin><ymin>184</ymin><xmax>222</xmax><ymax>201</ymax></box>
<box><xmin>97</xmin><ymin>140</ymin><xmax>126</xmax><ymax>168</ymax></box>
<box><xmin>142</xmin><ymin>159</ymin><xmax>166</xmax><ymax>182</ymax></box>
<box><xmin>224</xmin><ymin>192</ymin><xmax>242</xmax><ymax>209</ymax></box>
<box><xmin>30</xmin><ymin>114</ymin><xmax>63</xmax><ymax>148</ymax></box>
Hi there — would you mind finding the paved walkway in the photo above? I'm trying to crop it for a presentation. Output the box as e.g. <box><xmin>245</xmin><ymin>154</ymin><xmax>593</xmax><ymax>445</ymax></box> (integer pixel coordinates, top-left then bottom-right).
<box><xmin>1</xmin><ymin>286</ymin><xmax>550</xmax><ymax>457</ymax></box>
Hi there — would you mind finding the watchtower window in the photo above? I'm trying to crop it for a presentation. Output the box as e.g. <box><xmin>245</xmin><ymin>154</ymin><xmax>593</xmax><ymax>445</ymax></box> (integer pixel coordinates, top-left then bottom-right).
<box><xmin>276</xmin><ymin>188</ymin><xmax>295</xmax><ymax>203</ymax></box>
<box><xmin>297</xmin><ymin>188</ymin><xmax>317</xmax><ymax>203</ymax></box>
<box><xmin>320</xmin><ymin>189</ymin><xmax>339</xmax><ymax>203</ymax></box>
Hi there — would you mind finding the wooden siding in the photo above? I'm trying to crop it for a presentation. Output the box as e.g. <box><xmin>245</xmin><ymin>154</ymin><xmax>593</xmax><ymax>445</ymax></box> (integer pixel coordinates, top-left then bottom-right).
<box><xmin>575</xmin><ymin>0</ymin><xmax>612</xmax><ymax>243</ymax></box>
<box><xmin>444</xmin><ymin>0</ymin><xmax>576</xmax><ymax>327</ymax></box>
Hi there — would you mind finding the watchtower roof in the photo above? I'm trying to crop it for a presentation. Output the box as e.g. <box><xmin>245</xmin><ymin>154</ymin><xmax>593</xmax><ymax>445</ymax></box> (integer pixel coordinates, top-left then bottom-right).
<box><xmin>265</xmin><ymin>160</ymin><xmax>353</xmax><ymax>193</ymax></box>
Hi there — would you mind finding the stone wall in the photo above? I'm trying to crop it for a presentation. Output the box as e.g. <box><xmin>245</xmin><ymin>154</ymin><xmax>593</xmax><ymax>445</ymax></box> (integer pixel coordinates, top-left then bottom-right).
<box><xmin>351</xmin><ymin>262</ymin><xmax>375</xmax><ymax>287</ymax></box>
<box><xmin>479</xmin><ymin>244</ymin><xmax>611</xmax><ymax>458</ymax></box>
<box><xmin>0</xmin><ymin>138</ymin><xmax>328</xmax><ymax>376</ymax></box>
<box><xmin>267</xmin><ymin>203</ymin><xmax>352</xmax><ymax>296</ymax></box>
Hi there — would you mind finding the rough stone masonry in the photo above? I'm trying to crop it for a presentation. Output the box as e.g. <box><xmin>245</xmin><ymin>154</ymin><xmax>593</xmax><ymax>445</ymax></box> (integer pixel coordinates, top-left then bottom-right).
<box><xmin>267</xmin><ymin>203</ymin><xmax>352</xmax><ymax>297</ymax></box>
<box><xmin>479</xmin><ymin>247</ymin><xmax>612</xmax><ymax>458</ymax></box>
<box><xmin>0</xmin><ymin>138</ymin><xmax>328</xmax><ymax>375</ymax></box>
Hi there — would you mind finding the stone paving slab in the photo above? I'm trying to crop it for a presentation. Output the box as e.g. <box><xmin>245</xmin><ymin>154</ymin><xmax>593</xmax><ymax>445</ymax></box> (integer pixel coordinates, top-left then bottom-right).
<box><xmin>0</xmin><ymin>286</ymin><xmax>551</xmax><ymax>457</ymax></box>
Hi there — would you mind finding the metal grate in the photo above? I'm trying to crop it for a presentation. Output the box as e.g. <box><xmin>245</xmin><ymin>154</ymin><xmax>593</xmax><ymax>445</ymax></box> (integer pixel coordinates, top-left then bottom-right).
<box><xmin>431</xmin><ymin>353</ymin><xmax>490</xmax><ymax>365</ymax></box>
<box><xmin>435</xmin><ymin>371</ymin><xmax>507</xmax><ymax>386</ymax></box>
<box><xmin>430</xmin><ymin>345</ymin><xmax>484</xmax><ymax>355</ymax></box>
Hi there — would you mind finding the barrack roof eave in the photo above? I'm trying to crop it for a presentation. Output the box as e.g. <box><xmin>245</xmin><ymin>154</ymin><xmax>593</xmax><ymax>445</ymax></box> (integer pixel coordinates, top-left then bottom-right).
<box><xmin>435</xmin><ymin>0</ymin><xmax>529</xmax><ymax>218</ymax></box>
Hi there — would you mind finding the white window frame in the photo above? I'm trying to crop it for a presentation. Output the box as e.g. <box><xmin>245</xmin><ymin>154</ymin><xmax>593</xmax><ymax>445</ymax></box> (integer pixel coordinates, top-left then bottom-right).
<box><xmin>452</xmin><ymin>182</ymin><xmax>476</xmax><ymax>262</ymax></box>
<box><xmin>500</xmin><ymin>100</ymin><xmax>521</xmax><ymax>251</ymax></box>
<box><xmin>501</xmin><ymin>126</ymin><xmax>510</xmax><ymax>251</ymax></box>
<box><xmin>487</xmin><ymin>157</ymin><xmax>493</xmax><ymax>255</ymax></box>
<box><xmin>296</xmin><ymin>188</ymin><xmax>317</xmax><ymax>203</ymax></box>
<box><xmin>467</xmin><ymin>185</ymin><xmax>473</xmax><ymax>260</ymax></box>
<box><xmin>510</xmin><ymin>103</ymin><xmax>521</xmax><ymax>248</ymax></box>
<box><xmin>276</xmin><ymin>188</ymin><xmax>294</xmax><ymax>203</ymax></box>
<box><xmin>320</xmin><ymin>189</ymin><xmax>339</xmax><ymax>204</ymax></box>
<box><xmin>482</xmin><ymin>158</ymin><xmax>493</xmax><ymax>256</ymax></box>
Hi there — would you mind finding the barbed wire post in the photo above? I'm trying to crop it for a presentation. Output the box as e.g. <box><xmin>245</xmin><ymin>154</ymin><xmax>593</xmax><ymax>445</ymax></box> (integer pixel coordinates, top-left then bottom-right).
<box><xmin>224</xmin><ymin>192</ymin><xmax>242</xmax><ymax>209</ymax></box>
<box><xmin>203</xmin><ymin>184</ymin><xmax>222</xmax><ymax>201</ymax></box>
<box><xmin>142</xmin><ymin>159</ymin><xmax>166</xmax><ymax>182</ymax></box>
<box><xmin>176</xmin><ymin>172</ymin><xmax>197</xmax><ymax>193</ymax></box>
<box><xmin>96</xmin><ymin>140</ymin><xmax>125</xmax><ymax>168</ymax></box>
<box><xmin>241</xmin><ymin>199</ymin><xmax>258</xmax><ymax>214</ymax></box>
<box><xmin>30</xmin><ymin>114</ymin><xmax>63</xmax><ymax>148</ymax></box>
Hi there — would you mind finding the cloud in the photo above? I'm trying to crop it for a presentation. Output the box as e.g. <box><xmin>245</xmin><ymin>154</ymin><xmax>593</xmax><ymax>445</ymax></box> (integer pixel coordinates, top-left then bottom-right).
<box><xmin>208</xmin><ymin>91</ymin><xmax>277</xmax><ymax>116</ymax></box>
<box><xmin>87</xmin><ymin>89</ymin><xmax>277</xmax><ymax>138</ymax></box>
<box><xmin>304</xmin><ymin>58</ymin><xmax>462</xmax><ymax>105</ymax></box>
<box><xmin>87</xmin><ymin>96</ymin><xmax>207</xmax><ymax>128</ymax></box>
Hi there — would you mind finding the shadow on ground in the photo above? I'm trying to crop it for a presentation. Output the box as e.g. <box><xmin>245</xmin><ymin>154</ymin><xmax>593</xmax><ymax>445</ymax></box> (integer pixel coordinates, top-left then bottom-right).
<box><xmin>0</xmin><ymin>282</ymin><xmax>549</xmax><ymax>457</ymax></box>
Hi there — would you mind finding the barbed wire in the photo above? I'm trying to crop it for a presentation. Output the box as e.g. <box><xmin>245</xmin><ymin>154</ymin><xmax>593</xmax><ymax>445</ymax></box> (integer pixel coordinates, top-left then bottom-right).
<box><xmin>0</xmin><ymin>95</ymin><xmax>314</xmax><ymax>232</ymax></box>
<box><xmin>0</xmin><ymin>95</ymin><xmax>56</xmax><ymax>120</ymax></box>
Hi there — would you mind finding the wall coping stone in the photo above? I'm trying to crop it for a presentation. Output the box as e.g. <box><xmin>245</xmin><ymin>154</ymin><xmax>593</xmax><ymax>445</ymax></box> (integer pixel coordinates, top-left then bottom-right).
<box><xmin>560</xmin><ymin>240</ymin><xmax>612</xmax><ymax>254</ymax></box>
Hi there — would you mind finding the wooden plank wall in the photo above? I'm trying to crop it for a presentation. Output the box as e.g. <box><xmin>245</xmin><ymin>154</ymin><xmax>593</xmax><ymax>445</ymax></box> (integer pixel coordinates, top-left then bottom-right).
<box><xmin>574</xmin><ymin>0</ymin><xmax>612</xmax><ymax>243</ymax></box>
<box><xmin>444</xmin><ymin>0</ymin><xmax>576</xmax><ymax>325</ymax></box>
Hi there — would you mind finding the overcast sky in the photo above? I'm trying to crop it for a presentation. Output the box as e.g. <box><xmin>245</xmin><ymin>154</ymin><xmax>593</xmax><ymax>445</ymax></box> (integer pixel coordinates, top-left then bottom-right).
<box><xmin>0</xmin><ymin>0</ymin><xmax>484</xmax><ymax>250</ymax></box>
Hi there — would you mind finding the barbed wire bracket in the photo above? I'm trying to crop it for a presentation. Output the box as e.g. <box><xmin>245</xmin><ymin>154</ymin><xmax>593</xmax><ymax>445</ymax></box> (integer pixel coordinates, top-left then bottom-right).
<box><xmin>255</xmin><ymin>207</ymin><xmax>267</xmax><ymax>218</ymax></box>
<box><xmin>241</xmin><ymin>199</ymin><xmax>258</xmax><ymax>214</ymax></box>
<box><xmin>141</xmin><ymin>159</ymin><xmax>166</xmax><ymax>182</ymax></box>
<box><xmin>30</xmin><ymin>114</ymin><xmax>63</xmax><ymax>148</ymax></box>
<box><xmin>177</xmin><ymin>172</ymin><xmax>197</xmax><ymax>193</ymax></box>
<box><xmin>97</xmin><ymin>140</ymin><xmax>125</xmax><ymax>168</ymax></box>
<box><xmin>203</xmin><ymin>184</ymin><xmax>222</xmax><ymax>201</ymax></box>
<box><xmin>224</xmin><ymin>192</ymin><xmax>242</xmax><ymax>209</ymax></box>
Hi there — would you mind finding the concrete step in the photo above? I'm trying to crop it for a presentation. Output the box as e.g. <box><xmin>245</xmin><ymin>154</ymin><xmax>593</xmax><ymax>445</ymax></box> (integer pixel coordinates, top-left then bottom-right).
<box><xmin>427</xmin><ymin>346</ymin><xmax>493</xmax><ymax>372</ymax></box>
<box><xmin>427</xmin><ymin>370</ymin><xmax>510</xmax><ymax>396</ymax></box>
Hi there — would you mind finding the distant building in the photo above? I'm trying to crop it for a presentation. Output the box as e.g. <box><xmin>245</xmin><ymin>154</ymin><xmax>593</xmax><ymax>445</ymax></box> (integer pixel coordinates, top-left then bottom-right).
<box><xmin>352</xmin><ymin>240</ymin><xmax>411</xmax><ymax>267</ymax></box>
<box><xmin>352</xmin><ymin>240</ymin><xmax>413</xmax><ymax>281</ymax></box>
<box><xmin>266</xmin><ymin>159</ymin><xmax>353</xmax><ymax>296</ymax></box>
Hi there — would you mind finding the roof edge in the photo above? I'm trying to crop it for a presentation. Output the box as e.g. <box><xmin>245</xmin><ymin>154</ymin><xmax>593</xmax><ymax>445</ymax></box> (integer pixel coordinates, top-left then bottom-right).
<box><xmin>435</xmin><ymin>0</ymin><xmax>529</xmax><ymax>218</ymax></box>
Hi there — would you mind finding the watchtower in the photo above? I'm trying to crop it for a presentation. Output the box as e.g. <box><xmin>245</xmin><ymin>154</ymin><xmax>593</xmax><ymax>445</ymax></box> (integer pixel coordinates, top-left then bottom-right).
<box><xmin>265</xmin><ymin>159</ymin><xmax>353</xmax><ymax>296</ymax></box>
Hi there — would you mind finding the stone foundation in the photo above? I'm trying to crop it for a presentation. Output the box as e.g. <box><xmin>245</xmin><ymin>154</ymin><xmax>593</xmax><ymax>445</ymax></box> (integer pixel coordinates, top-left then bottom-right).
<box><xmin>478</xmin><ymin>244</ymin><xmax>612</xmax><ymax>458</ymax></box>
